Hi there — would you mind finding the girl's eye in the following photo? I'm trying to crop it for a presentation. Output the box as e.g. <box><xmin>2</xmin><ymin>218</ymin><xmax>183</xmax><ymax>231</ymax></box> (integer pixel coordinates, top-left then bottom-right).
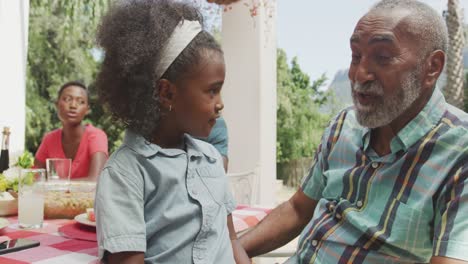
<box><xmin>209</xmin><ymin>88</ymin><xmax>219</xmax><ymax>96</ymax></box>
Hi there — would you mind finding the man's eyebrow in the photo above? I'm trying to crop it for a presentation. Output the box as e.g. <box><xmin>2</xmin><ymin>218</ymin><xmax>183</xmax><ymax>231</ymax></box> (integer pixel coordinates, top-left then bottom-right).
<box><xmin>368</xmin><ymin>34</ymin><xmax>395</xmax><ymax>45</ymax></box>
<box><xmin>350</xmin><ymin>34</ymin><xmax>360</xmax><ymax>43</ymax></box>
<box><xmin>350</xmin><ymin>33</ymin><xmax>396</xmax><ymax>45</ymax></box>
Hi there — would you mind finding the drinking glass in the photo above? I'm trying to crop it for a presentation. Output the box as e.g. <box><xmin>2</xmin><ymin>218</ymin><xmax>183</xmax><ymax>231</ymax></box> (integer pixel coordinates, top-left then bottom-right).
<box><xmin>18</xmin><ymin>168</ymin><xmax>46</xmax><ymax>229</ymax></box>
<box><xmin>46</xmin><ymin>158</ymin><xmax>71</xmax><ymax>182</ymax></box>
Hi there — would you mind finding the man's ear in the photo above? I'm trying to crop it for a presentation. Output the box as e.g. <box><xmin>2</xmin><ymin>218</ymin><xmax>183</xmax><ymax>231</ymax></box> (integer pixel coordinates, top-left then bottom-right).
<box><xmin>155</xmin><ymin>79</ymin><xmax>176</xmax><ymax>111</ymax></box>
<box><xmin>423</xmin><ymin>50</ymin><xmax>445</xmax><ymax>90</ymax></box>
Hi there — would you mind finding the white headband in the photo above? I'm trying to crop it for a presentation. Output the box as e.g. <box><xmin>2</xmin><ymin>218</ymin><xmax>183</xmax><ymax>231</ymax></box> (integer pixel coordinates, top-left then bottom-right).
<box><xmin>155</xmin><ymin>20</ymin><xmax>202</xmax><ymax>80</ymax></box>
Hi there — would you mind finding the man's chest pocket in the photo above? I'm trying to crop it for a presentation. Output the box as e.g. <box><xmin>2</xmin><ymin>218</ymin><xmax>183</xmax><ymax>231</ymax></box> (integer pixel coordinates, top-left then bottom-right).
<box><xmin>197</xmin><ymin>166</ymin><xmax>226</xmax><ymax>204</ymax></box>
<box><xmin>381</xmin><ymin>199</ymin><xmax>433</xmax><ymax>260</ymax></box>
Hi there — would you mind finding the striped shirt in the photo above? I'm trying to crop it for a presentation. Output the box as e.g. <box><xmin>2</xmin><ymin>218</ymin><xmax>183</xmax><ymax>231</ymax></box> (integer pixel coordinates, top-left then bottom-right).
<box><xmin>299</xmin><ymin>88</ymin><xmax>468</xmax><ymax>263</ymax></box>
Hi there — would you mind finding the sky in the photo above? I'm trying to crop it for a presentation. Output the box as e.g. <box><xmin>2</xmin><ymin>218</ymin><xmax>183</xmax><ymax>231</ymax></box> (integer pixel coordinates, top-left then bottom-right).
<box><xmin>277</xmin><ymin>0</ymin><xmax>468</xmax><ymax>85</ymax></box>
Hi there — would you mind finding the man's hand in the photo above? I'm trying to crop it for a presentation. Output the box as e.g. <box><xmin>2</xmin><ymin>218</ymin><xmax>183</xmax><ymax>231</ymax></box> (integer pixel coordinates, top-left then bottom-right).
<box><xmin>239</xmin><ymin>189</ymin><xmax>317</xmax><ymax>257</ymax></box>
<box><xmin>227</xmin><ymin>214</ymin><xmax>251</xmax><ymax>263</ymax></box>
<box><xmin>431</xmin><ymin>256</ymin><xmax>468</xmax><ymax>264</ymax></box>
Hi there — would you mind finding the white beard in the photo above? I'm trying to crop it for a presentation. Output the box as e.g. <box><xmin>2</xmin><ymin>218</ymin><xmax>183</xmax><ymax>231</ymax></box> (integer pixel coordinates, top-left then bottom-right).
<box><xmin>351</xmin><ymin>69</ymin><xmax>421</xmax><ymax>128</ymax></box>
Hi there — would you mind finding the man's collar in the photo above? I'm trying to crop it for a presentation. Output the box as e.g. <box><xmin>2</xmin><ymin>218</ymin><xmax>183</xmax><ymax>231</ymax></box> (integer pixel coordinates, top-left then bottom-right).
<box><xmin>361</xmin><ymin>88</ymin><xmax>446</xmax><ymax>153</ymax></box>
<box><xmin>123</xmin><ymin>129</ymin><xmax>218</xmax><ymax>161</ymax></box>
<box><xmin>392</xmin><ymin>88</ymin><xmax>446</xmax><ymax>151</ymax></box>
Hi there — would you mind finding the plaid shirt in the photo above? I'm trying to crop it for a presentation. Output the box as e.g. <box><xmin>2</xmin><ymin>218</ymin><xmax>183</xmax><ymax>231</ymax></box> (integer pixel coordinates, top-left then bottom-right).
<box><xmin>299</xmin><ymin>88</ymin><xmax>468</xmax><ymax>263</ymax></box>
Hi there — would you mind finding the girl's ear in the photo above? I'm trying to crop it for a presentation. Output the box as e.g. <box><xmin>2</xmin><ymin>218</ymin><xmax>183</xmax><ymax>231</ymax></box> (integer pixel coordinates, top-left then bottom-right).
<box><xmin>155</xmin><ymin>79</ymin><xmax>176</xmax><ymax>111</ymax></box>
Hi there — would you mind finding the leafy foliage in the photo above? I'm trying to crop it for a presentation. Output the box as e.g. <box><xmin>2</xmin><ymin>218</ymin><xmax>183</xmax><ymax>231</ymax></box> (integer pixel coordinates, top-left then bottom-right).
<box><xmin>276</xmin><ymin>49</ymin><xmax>332</xmax><ymax>163</ymax></box>
<box><xmin>14</xmin><ymin>151</ymin><xmax>34</xmax><ymax>169</ymax></box>
<box><xmin>26</xmin><ymin>0</ymin><xmax>124</xmax><ymax>154</ymax></box>
<box><xmin>0</xmin><ymin>150</ymin><xmax>34</xmax><ymax>192</ymax></box>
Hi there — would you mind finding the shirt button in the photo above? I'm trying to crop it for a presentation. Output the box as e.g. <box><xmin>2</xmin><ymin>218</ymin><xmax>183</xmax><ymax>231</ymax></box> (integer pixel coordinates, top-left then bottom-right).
<box><xmin>311</xmin><ymin>240</ymin><xmax>318</xmax><ymax>247</ymax></box>
<box><xmin>192</xmin><ymin>190</ymin><xmax>198</xmax><ymax>196</ymax></box>
<box><xmin>335</xmin><ymin>213</ymin><xmax>342</xmax><ymax>220</ymax></box>
<box><xmin>356</xmin><ymin>200</ymin><xmax>363</xmax><ymax>208</ymax></box>
<box><xmin>371</xmin><ymin>162</ymin><xmax>379</xmax><ymax>169</ymax></box>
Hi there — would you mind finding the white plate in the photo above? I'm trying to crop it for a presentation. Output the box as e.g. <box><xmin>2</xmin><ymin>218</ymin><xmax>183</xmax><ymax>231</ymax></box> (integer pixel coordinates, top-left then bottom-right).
<box><xmin>74</xmin><ymin>213</ymin><xmax>96</xmax><ymax>227</ymax></box>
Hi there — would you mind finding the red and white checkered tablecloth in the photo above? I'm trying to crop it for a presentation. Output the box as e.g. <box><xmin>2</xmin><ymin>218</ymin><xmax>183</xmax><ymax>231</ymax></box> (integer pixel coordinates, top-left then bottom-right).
<box><xmin>232</xmin><ymin>205</ymin><xmax>271</xmax><ymax>233</ymax></box>
<box><xmin>0</xmin><ymin>205</ymin><xmax>270</xmax><ymax>263</ymax></box>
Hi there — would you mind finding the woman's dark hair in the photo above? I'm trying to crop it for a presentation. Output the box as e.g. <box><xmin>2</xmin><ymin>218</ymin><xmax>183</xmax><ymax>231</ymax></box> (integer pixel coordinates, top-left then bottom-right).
<box><xmin>96</xmin><ymin>0</ymin><xmax>223</xmax><ymax>141</ymax></box>
<box><xmin>58</xmin><ymin>81</ymin><xmax>88</xmax><ymax>100</ymax></box>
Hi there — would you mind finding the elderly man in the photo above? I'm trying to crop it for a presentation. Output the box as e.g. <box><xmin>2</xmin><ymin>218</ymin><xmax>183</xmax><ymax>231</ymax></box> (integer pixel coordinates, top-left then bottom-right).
<box><xmin>239</xmin><ymin>0</ymin><xmax>468</xmax><ymax>263</ymax></box>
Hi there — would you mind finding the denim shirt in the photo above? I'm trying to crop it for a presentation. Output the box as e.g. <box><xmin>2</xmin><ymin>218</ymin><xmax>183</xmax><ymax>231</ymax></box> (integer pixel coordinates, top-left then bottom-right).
<box><xmin>95</xmin><ymin>130</ymin><xmax>236</xmax><ymax>264</ymax></box>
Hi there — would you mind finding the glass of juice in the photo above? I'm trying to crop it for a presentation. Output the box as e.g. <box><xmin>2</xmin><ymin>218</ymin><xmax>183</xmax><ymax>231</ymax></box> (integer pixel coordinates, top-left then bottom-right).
<box><xmin>18</xmin><ymin>168</ymin><xmax>46</xmax><ymax>229</ymax></box>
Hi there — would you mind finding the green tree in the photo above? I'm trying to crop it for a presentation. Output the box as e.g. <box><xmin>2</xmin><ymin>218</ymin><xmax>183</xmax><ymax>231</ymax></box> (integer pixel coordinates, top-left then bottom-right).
<box><xmin>276</xmin><ymin>49</ymin><xmax>331</xmax><ymax>163</ymax></box>
<box><xmin>26</xmin><ymin>0</ymin><xmax>124</xmax><ymax>154</ymax></box>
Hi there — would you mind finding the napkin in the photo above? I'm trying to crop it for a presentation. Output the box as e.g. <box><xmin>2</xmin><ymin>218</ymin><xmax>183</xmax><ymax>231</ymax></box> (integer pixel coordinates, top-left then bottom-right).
<box><xmin>58</xmin><ymin>222</ymin><xmax>97</xmax><ymax>242</ymax></box>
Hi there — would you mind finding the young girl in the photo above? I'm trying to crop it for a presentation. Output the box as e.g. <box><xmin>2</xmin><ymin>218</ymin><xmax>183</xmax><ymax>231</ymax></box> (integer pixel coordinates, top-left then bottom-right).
<box><xmin>34</xmin><ymin>81</ymin><xmax>108</xmax><ymax>180</ymax></box>
<box><xmin>94</xmin><ymin>0</ymin><xmax>249</xmax><ymax>263</ymax></box>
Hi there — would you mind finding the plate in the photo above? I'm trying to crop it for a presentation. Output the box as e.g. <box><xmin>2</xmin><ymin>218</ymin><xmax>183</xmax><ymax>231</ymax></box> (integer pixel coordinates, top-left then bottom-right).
<box><xmin>74</xmin><ymin>213</ymin><xmax>96</xmax><ymax>227</ymax></box>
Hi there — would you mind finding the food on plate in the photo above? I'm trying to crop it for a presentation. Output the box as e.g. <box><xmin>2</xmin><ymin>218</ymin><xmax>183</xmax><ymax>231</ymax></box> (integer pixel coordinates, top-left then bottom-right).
<box><xmin>86</xmin><ymin>208</ymin><xmax>95</xmax><ymax>222</ymax></box>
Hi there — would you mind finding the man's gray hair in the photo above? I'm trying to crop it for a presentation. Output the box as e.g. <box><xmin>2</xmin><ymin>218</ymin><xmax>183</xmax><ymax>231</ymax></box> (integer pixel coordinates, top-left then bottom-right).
<box><xmin>369</xmin><ymin>0</ymin><xmax>448</xmax><ymax>56</ymax></box>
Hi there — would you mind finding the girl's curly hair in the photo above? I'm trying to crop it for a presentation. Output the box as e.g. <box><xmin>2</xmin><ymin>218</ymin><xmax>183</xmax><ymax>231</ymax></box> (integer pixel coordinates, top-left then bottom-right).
<box><xmin>96</xmin><ymin>0</ymin><xmax>222</xmax><ymax>141</ymax></box>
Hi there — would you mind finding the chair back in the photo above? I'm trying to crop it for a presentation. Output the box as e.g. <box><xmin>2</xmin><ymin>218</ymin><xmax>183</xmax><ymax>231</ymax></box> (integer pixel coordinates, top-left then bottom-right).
<box><xmin>227</xmin><ymin>169</ymin><xmax>258</xmax><ymax>205</ymax></box>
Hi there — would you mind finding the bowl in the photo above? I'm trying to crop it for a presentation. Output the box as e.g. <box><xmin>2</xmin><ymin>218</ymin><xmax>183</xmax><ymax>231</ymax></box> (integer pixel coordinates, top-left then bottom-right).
<box><xmin>44</xmin><ymin>181</ymin><xmax>96</xmax><ymax>219</ymax></box>
<box><xmin>0</xmin><ymin>191</ymin><xmax>18</xmax><ymax>216</ymax></box>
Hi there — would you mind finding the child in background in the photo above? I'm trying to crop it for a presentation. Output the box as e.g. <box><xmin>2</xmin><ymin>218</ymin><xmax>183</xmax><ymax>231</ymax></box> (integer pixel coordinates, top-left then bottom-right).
<box><xmin>201</xmin><ymin>117</ymin><xmax>229</xmax><ymax>172</ymax></box>
<box><xmin>34</xmin><ymin>81</ymin><xmax>108</xmax><ymax>180</ymax></box>
<box><xmin>94</xmin><ymin>0</ymin><xmax>249</xmax><ymax>263</ymax></box>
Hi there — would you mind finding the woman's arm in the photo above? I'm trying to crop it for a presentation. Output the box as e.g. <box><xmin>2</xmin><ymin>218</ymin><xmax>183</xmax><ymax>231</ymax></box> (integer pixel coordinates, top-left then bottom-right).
<box><xmin>227</xmin><ymin>214</ymin><xmax>251</xmax><ymax>264</ymax></box>
<box><xmin>34</xmin><ymin>159</ymin><xmax>46</xmax><ymax>169</ymax></box>
<box><xmin>84</xmin><ymin>152</ymin><xmax>108</xmax><ymax>181</ymax></box>
<box><xmin>88</xmin><ymin>152</ymin><xmax>107</xmax><ymax>180</ymax></box>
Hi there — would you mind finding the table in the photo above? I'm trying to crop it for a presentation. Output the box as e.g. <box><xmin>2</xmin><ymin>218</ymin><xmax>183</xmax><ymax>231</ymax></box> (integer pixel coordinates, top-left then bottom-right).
<box><xmin>0</xmin><ymin>205</ymin><xmax>270</xmax><ymax>263</ymax></box>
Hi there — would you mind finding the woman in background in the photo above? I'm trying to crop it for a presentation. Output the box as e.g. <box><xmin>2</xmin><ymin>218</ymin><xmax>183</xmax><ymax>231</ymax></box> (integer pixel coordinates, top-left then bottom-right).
<box><xmin>34</xmin><ymin>81</ymin><xmax>108</xmax><ymax>180</ymax></box>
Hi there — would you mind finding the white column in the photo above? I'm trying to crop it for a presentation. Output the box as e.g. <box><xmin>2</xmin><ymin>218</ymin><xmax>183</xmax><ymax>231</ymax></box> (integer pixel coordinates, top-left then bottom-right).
<box><xmin>221</xmin><ymin>0</ymin><xmax>277</xmax><ymax>206</ymax></box>
<box><xmin>0</xmin><ymin>0</ymin><xmax>29</xmax><ymax>159</ymax></box>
